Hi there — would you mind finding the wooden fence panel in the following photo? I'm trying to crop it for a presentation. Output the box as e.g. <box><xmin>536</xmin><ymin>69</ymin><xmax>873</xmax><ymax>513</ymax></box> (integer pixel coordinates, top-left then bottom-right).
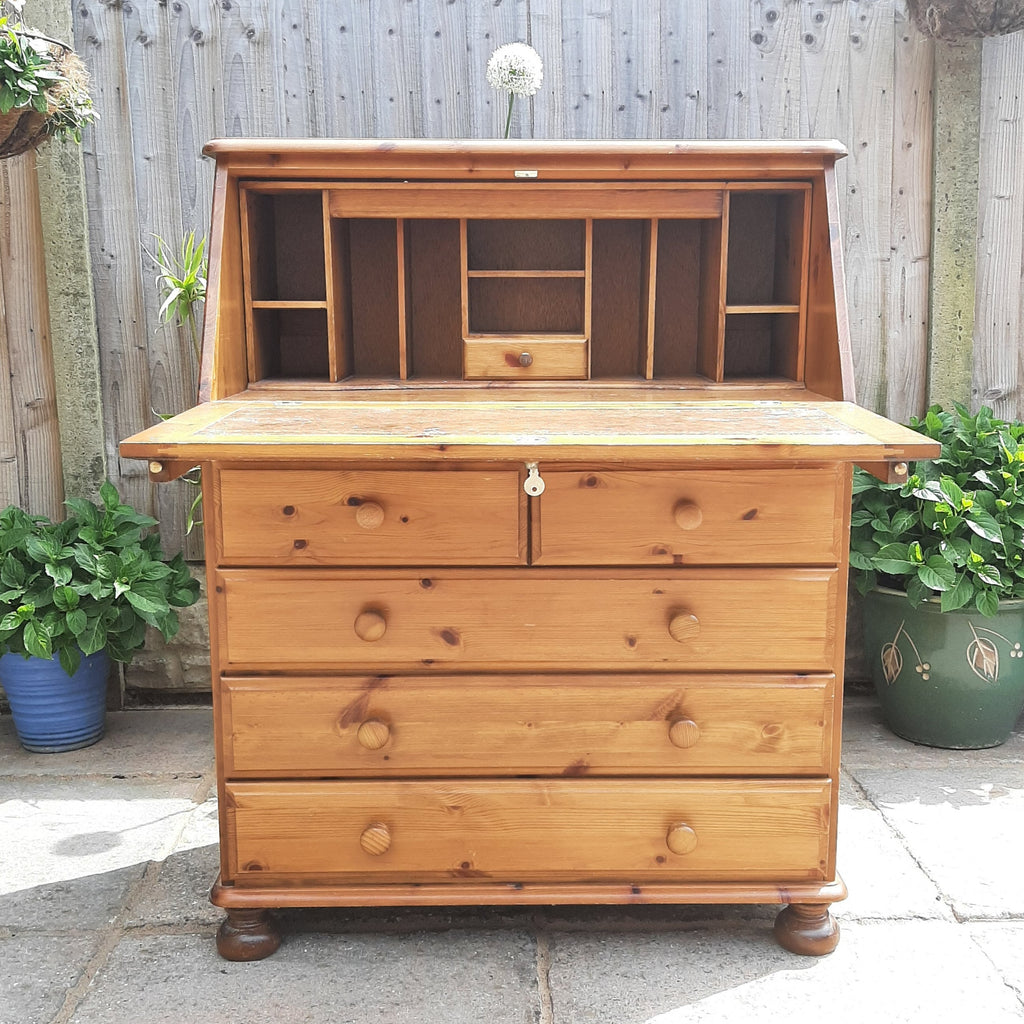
<box><xmin>45</xmin><ymin>0</ymin><xmax>1024</xmax><ymax>557</ymax></box>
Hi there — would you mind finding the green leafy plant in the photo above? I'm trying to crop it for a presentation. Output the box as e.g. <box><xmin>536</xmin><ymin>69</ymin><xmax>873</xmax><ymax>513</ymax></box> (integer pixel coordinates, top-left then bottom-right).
<box><xmin>850</xmin><ymin>403</ymin><xmax>1024</xmax><ymax>617</ymax></box>
<box><xmin>0</xmin><ymin>1</ymin><xmax>96</xmax><ymax>146</ymax></box>
<box><xmin>0</xmin><ymin>483</ymin><xmax>200</xmax><ymax>676</ymax></box>
<box><xmin>153</xmin><ymin>230</ymin><xmax>207</xmax><ymax>368</ymax></box>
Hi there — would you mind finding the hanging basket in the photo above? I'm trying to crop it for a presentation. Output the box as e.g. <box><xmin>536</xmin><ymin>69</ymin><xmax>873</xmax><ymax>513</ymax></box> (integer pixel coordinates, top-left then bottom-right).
<box><xmin>0</xmin><ymin>36</ymin><xmax>90</xmax><ymax>159</ymax></box>
<box><xmin>907</xmin><ymin>0</ymin><xmax>1024</xmax><ymax>40</ymax></box>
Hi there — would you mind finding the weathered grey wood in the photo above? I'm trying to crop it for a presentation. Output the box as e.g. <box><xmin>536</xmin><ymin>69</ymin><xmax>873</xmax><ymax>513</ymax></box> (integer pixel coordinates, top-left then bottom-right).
<box><xmin>466</xmin><ymin>0</ymin><xmax>528</xmax><ymax>139</ymax></box>
<box><xmin>0</xmin><ymin>189</ymin><xmax>19</xmax><ymax>507</ymax></box>
<box><xmin>751</xmin><ymin>0</ymin><xmax>802</xmax><ymax>139</ymax></box>
<box><xmin>707</xmin><ymin>0</ymin><xmax>756</xmax><ymax>138</ymax></box>
<box><xmin>74</xmin><ymin>0</ymin><xmax>155</xmax><ymax>527</ymax></box>
<box><xmin>419</xmin><ymin>0</ymin><xmax>471</xmax><ymax>137</ymax></box>
<box><xmin>886</xmin><ymin>12</ymin><xmax>933</xmax><ymax>423</ymax></box>
<box><xmin>974</xmin><ymin>32</ymin><xmax>1024</xmax><ymax>420</ymax></box>
<box><xmin>370</xmin><ymin>0</ymin><xmax>422</xmax><ymax>136</ymax></box>
<box><xmin>660</xmin><ymin>0</ymin><xmax>708</xmax><ymax>138</ymax></box>
<box><xmin>843</xmin><ymin>0</ymin><xmax>895</xmax><ymax>415</ymax></box>
<box><xmin>0</xmin><ymin>154</ymin><xmax>64</xmax><ymax>518</ymax></box>
<box><xmin>218</xmin><ymin>0</ymin><xmax>279</xmax><ymax>137</ymax></box>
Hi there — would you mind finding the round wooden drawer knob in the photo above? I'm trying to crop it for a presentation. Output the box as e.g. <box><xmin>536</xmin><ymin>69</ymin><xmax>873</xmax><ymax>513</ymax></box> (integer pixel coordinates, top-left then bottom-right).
<box><xmin>357</xmin><ymin>719</ymin><xmax>391</xmax><ymax>749</ymax></box>
<box><xmin>666</xmin><ymin>823</ymin><xmax>698</xmax><ymax>856</ymax></box>
<box><xmin>359</xmin><ymin>822</ymin><xmax>391</xmax><ymax>856</ymax></box>
<box><xmin>668</xmin><ymin>611</ymin><xmax>700</xmax><ymax>643</ymax></box>
<box><xmin>673</xmin><ymin>500</ymin><xmax>703</xmax><ymax>530</ymax></box>
<box><xmin>668</xmin><ymin>718</ymin><xmax>700</xmax><ymax>748</ymax></box>
<box><xmin>355</xmin><ymin>501</ymin><xmax>385</xmax><ymax>530</ymax></box>
<box><xmin>354</xmin><ymin>610</ymin><xmax>387</xmax><ymax>642</ymax></box>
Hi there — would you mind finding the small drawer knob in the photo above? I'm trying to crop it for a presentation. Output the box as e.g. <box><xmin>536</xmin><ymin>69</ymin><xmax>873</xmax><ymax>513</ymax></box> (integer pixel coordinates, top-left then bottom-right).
<box><xmin>518</xmin><ymin>351</ymin><xmax>533</xmax><ymax>368</ymax></box>
<box><xmin>668</xmin><ymin>611</ymin><xmax>700</xmax><ymax>643</ymax></box>
<box><xmin>355</xmin><ymin>501</ymin><xmax>385</xmax><ymax>530</ymax></box>
<box><xmin>666</xmin><ymin>823</ymin><xmax>698</xmax><ymax>855</ymax></box>
<box><xmin>668</xmin><ymin>718</ymin><xmax>700</xmax><ymax>748</ymax></box>
<box><xmin>673</xmin><ymin>500</ymin><xmax>703</xmax><ymax>530</ymax></box>
<box><xmin>357</xmin><ymin>718</ymin><xmax>391</xmax><ymax>749</ymax></box>
<box><xmin>359</xmin><ymin>821</ymin><xmax>391</xmax><ymax>856</ymax></box>
<box><xmin>354</xmin><ymin>610</ymin><xmax>387</xmax><ymax>642</ymax></box>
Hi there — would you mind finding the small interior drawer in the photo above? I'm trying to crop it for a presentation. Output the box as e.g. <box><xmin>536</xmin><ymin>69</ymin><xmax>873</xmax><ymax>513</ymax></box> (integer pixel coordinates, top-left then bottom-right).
<box><xmin>215</xmin><ymin>468</ymin><xmax>525</xmax><ymax>565</ymax></box>
<box><xmin>224</xmin><ymin>778</ymin><xmax>832</xmax><ymax>885</ymax></box>
<box><xmin>533</xmin><ymin>467</ymin><xmax>844</xmax><ymax>565</ymax></box>
<box><xmin>220</xmin><ymin>673</ymin><xmax>835</xmax><ymax>777</ymax></box>
<box><xmin>463</xmin><ymin>337</ymin><xmax>588</xmax><ymax>380</ymax></box>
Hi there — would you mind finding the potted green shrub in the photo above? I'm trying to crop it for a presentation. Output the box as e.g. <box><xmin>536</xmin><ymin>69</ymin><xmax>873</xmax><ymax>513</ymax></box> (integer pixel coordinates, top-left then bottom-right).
<box><xmin>0</xmin><ymin>483</ymin><xmax>200</xmax><ymax>751</ymax></box>
<box><xmin>850</xmin><ymin>403</ymin><xmax>1024</xmax><ymax>748</ymax></box>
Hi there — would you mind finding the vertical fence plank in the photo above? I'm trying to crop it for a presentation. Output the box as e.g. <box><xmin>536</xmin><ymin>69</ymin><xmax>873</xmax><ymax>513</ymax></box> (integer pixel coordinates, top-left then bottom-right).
<box><xmin>975</xmin><ymin>32</ymin><xmax>1024</xmax><ymax>421</ymax></box>
<box><xmin>319</xmin><ymin>1</ymin><xmax>373</xmax><ymax>136</ymax></box>
<box><xmin>707</xmin><ymin>0</ymin><xmax>756</xmax><ymax>138</ymax></box>
<box><xmin>419</xmin><ymin>0</ymin><xmax>471</xmax><ymax>137</ymax></box>
<box><xmin>218</xmin><ymin>0</ymin><xmax>279</xmax><ymax>136</ymax></box>
<box><xmin>371</xmin><ymin>0</ymin><xmax>422</xmax><ymax>137</ymax></box>
<box><xmin>843</xmin><ymin>0</ymin><xmax>895</xmax><ymax>414</ymax></box>
<box><xmin>886</xmin><ymin>13</ymin><xmax>933</xmax><ymax>423</ymax></box>
<box><xmin>0</xmin><ymin>154</ymin><xmax>64</xmax><ymax>518</ymax></box>
<box><xmin>751</xmin><ymin>0</ymin><xmax>802</xmax><ymax>139</ymax></box>
<box><xmin>0</xmin><ymin>238</ymin><xmax>18</xmax><ymax>505</ymax></box>
<box><xmin>659</xmin><ymin>0</ymin><xmax>708</xmax><ymax>139</ymax></box>
<box><xmin>556</xmin><ymin>0</ymin><xmax>615</xmax><ymax>139</ymax></box>
<box><xmin>74</xmin><ymin>0</ymin><xmax>154</xmax><ymax>522</ymax></box>
<box><xmin>467</xmin><ymin>0</ymin><xmax>529</xmax><ymax>139</ymax></box>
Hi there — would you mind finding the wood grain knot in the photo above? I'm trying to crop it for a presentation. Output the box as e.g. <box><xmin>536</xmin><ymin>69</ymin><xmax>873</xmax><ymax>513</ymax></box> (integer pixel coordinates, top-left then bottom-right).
<box><xmin>666</xmin><ymin>823</ymin><xmax>698</xmax><ymax>855</ymax></box>
<box><xmin>281</xmin><ymin>505</ymin><xmax>295</xmax><ymax>516</ymax></box>
<box><xmin>359</xmin><ymin>822</ymin><xmax>391</xmax><ymax>856</ymax></box>
<box><xmin>356</xmin><ymin>719</ymin><xmax>391</xmax><ymax>749</ymax></box>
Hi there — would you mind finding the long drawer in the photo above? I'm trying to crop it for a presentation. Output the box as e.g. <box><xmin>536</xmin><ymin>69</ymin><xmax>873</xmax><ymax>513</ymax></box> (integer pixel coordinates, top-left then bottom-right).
<box><xmin>220</xmin><ymin>674</ymin><xmax>835</xmax><ymax>777</ymax></box>
<box><xmin>214</xmin><ymin>468</ymin><xmax>526</xmax><ymax>565</ymax></box>
<box><xmin>224</xmin><ymin>779</ymin><xmax>832</xmax><ymax>885</ymax></box>
<box><xmin>533</xmin><ymin>467</ymin><xmax>844</xmax><ymax>565</ymax></box>
<box><xmin>214</xmin><ymin>568</ymin><xmax>840</xmax><ymax>671</ymax></box>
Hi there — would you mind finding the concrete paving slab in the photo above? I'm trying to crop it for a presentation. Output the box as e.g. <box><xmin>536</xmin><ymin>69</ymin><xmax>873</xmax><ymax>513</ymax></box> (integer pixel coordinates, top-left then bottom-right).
<box><xmin>835</xmin><ymin>770</ymin><xmax>950</xmax><ymax>921</ymax></box>
<box><xmin>841</xmin><ymin>694</ymin><xmax>1024</xmax><ymax>768</ymax></box>
<box><xmin>68</xmin><ymin>931</ymin><xmax>540</xmax><ymax>1024</ymax></box>
<box><xmin>0</xmin><ymin>779</ymin><xmax>201</xmax><ymax>931</ymax></box>
<box><xmin>850</xmin><ymin>765</ymin><xmax>1024</xmax><ymax>919</ymax></box>
<box><xmin>0</xmin><ymin>709</ymin><xmax>214</xmax><ymax>779</ymax></box>
<box><xmin>548</xmin><ymin>919</ymin><xmax>1024</xmax><ymax>1024</ymax></box>
<box><xmin>0</xmin><ymin>933</ymin><xmax>100</xmax><ymax>1024</ymax></box>
<box><xmin>125</xmin><ymin>797</ymin><xmax>222</xmax><ymax>928</ymax></box>
<box><xmin>969</xmin><ymin>922</ymin><xmax>1024</xmax><ymax>1004</ymax></box>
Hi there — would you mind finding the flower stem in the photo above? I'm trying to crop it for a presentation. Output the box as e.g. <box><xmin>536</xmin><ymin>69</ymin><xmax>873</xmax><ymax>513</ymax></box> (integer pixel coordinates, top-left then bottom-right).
<box><xmin>503</xmin><ymin>92</ymin><xmax>514</xmax><ymax>139</ymax></box>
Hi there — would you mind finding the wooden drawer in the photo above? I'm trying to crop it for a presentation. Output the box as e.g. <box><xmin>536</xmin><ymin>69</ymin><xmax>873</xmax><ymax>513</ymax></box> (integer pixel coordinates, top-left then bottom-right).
<box><xmin>224</xmin><ymin>779</ymin><xmax>832</xmax><ymax>885</ymax></box>
<box><xmin>214</xmin><ymin>468</ymin><xmax>525</xmax><ymax>565</ymax></box>
<box><xmin>215</xmin><ymin>568</ymin><xmax>840</xmax><ymax>671</ymax></box>
<box><xmin>534</xmin><ymin>467</ymin><xmax>844</xmax><ymax>565</ymax></box>
<box><xmin>463</xmin><ymin>337</ymin><xmax>588</xmax><ymax>380</ymax></box>
<box><xmin>221</xmin><ymin>673</ymin><xmax>834</xmax><ymax>777</ymax></box>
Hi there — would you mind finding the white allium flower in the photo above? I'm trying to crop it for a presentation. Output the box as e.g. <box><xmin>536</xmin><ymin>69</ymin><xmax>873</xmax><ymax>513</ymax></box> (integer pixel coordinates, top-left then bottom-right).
<box><xmin>486</xmin><ymin>43</ymin><xmax>544</xmax><ymax>98</ymax></box>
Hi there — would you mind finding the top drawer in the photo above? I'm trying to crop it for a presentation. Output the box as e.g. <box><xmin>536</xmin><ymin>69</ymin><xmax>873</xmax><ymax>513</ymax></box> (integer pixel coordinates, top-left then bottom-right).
<box><xmin>533</xmin><ymin>467</ymin><xmax>844</xmax><ymax>565</ymax></box>
<box><xmin>215</xmin><ymin>468</ymin><xmax>525</xmax><ymax>565</ymax></box>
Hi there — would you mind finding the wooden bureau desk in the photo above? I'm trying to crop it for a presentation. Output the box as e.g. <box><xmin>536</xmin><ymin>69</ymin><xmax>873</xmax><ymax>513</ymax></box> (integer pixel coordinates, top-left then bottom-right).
<box><xmin>121</xmin><ymin>140</ymin><xmax>937</xmax><ymax>960</ymax></box>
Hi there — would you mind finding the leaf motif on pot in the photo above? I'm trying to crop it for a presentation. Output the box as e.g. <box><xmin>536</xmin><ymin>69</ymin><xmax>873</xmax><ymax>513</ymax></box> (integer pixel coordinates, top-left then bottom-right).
<box><xmin>967</xmin><ymin>623</ymin><xmax>999</xmax><ymax>683</ymax></box>
<box><xmin>881</xmin><ymin>626</ymin><xmax>904</xmax><ymax>685</ymax></box>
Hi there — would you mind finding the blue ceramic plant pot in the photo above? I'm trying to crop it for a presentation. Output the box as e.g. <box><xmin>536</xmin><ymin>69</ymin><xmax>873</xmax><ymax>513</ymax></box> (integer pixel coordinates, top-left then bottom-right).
<box><xmin>0</xmin><ymin>649</ymin><xmax>110</xmax><ymax>752</ymax></box>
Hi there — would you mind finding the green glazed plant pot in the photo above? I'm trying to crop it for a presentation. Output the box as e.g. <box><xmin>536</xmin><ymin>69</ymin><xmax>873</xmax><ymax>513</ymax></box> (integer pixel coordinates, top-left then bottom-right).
<box><xmin>862</xmin><ymin>587</ymin><xmax>1024</xmax><ymax>749</ymax></box>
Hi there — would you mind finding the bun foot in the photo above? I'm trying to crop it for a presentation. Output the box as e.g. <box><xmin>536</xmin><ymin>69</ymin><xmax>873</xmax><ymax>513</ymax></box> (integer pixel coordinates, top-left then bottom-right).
<box><xmin>773</xmin><ymin>903</ymin><xmax>840</xmax><ymax>956</ymax></box>
<box><xmin>216</xmin><ymin>909</ymin><xmax>281</xmax><ymax>961</ymax></box>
